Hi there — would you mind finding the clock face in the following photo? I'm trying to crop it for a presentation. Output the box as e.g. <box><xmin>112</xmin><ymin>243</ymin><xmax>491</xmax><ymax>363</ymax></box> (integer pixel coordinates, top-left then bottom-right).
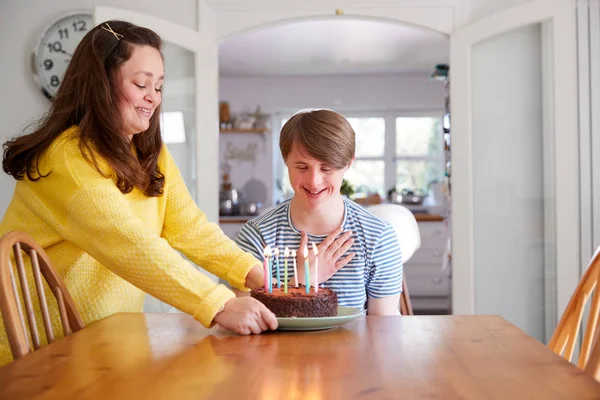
<box><xmin>34</xmin><ymin>12</ymin><xmax>93</xmax><ymax>100</ymax></box>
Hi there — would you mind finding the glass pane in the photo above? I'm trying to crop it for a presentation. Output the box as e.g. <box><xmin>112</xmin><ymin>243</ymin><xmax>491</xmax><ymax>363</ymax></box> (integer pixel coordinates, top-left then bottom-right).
<box><xmin>471</xmin><ymin>24</ymin><xmax>548</xmax><ymax>342</ymax></box>
<box><xmin>161</xmin><ymin>42</ymin><xmax>196</xmax><ymax>200</ymax></box>
<box><xmin>345</xmin><ymin>160</ymin><xmax>384</xmax><ymax>197</ymax></box>
<box><xmin>160</xmin><ymin>111</ymin><xmax>186</xmax><ymax>144</ymax></box>
<box><xmin>396</xmin><ymin>160</ymin><xmax>442</xmax><ymax>195</ymax></box>
<box><xmin>396</xmin><ymin>117</ymin><xmax>442</xmax><ymax>156</ymax></box>
<box><xmin>347</xmin><ymin>117</ymin><xmax>385</xmax><ymax>157</ymax></box>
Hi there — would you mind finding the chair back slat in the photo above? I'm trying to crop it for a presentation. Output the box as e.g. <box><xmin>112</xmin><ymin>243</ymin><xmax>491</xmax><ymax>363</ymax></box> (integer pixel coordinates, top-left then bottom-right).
<box><xmin>565</xmin><ymin>296</ymin><xmax>587</xmax><ymax>360</ymax></box>
<box><xmin>400</xmin><ymin>277</ymin><xmax>413</xmax><ymax>316</ymax></box>
<box><xmin>12</xmin><ymin>243</ymin><xmax>41</xmax><ymax>350</ymax></box>
<box><xmin>53</xmin><ymin>287</ymin><xmax>72</xmax><ymax>336</ymax></box>
<box><xmin>585</xmin><ymin>325</ymin><xmax>600</xmax><ymax>380</ymax></box>
<box><xmin>0</xmin><ymin>231</ymin><xmax>85</xmax><ymax>361</ymax></box>
<box><xmin>580</xmin><ymin>283</ymin><xmax>600</xmax><ymax>368</ymax></box>
<box><xmin>550</xmin><ymin>246</ymin><xmax>600</xmax><ymax>378</ymax></box>
<box><xmin>8</xmin><ymin>259</ymin><xmax>30</xmax><ymax>352</ymax></box>
<box><xmin>30</xmin><ymin>249</ymin><xmax>55</xmax><ymax>343</ymax></box>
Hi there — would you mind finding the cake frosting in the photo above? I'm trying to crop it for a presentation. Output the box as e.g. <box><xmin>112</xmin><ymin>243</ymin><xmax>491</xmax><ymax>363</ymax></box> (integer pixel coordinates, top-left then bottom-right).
<box><xmin>251</xmin><ymin>285</ymin><xmax>338</xmax><ymax>317</ymax></box>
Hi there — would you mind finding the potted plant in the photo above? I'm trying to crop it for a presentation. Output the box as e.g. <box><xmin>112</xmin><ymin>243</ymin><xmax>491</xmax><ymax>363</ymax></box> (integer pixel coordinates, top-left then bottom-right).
<box><xmin>340</xmin><ymin>179</ymin><xmax>355</xmax><ymax>198</ymax></box>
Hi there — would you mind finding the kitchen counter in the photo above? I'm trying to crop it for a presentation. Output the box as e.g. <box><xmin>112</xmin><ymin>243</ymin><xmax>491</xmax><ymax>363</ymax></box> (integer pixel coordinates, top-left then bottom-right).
<box><xmin>219</xmin><ymin>213</ymin><xmax>444</xmax><ymax>224</ymax></box>
<box><xmin>219</xmin><ymin>216</ymin><xmax>254</xmax><ymax>223</ymax></box>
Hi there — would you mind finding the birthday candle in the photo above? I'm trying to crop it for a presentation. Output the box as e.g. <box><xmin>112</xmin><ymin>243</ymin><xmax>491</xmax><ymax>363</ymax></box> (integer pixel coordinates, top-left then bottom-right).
<box><xmin>284</xmin><ymin>247</ymin><xmax>289</xmax><ymax>294</ymax></box>
<box><xmin>303</xmin><ymin>245</ymin><xmax>310</xmax><ymax>294</ymax></box>
<box><xmin>274</xmin><ymin>247</ymin><xmax>281</xmax><ymax>288</ymax></box>
<box><xmin>291</xmin><ymin>249</ymin><xmax>298</xmax><ymax>287</ymax></box>
<box><xmin>263</xmin><ymin>246</ymin><xmax>269</xmax><ymax>292</ymax></box>
<box><xmin>312</xmin><ymin>242</ymin><xmax>319</xmax><ymax>293</ymax></box>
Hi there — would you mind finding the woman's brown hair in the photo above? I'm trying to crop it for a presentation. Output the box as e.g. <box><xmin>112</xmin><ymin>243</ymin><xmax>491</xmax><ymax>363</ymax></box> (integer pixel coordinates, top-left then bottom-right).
<box><xmin>280</xmin><ymin>109</ymin><xmax>355</xmax><ymax>169</ymax></box>
<box><xmin>2</xmin><ymin>20</ymin><xmax>165</xmax><ymax>196</ymax></box>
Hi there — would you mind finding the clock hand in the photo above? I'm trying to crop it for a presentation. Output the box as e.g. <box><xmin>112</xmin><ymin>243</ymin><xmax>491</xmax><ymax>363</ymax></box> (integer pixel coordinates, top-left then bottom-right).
<box><xmin>57</xmin><ymin>48</ymin><xmax>73</xmax><ymax>58</ymax></box>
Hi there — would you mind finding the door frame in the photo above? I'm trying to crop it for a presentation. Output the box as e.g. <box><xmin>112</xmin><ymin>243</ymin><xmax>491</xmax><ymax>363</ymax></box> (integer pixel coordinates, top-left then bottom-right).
<box><xmin>449</xmin><ymin>0</ymin><xmax>578</xmax><ymax>331</ymax></box>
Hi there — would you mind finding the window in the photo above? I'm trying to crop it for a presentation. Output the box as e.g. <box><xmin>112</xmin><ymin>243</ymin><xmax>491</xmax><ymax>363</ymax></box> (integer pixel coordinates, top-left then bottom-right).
<box><xmin>346</xmin><ymin>117</ymin><xmax>386</xmax><ymax>196</ymax></box>
<box><xmin>274</xmin><ymin>111</ymin><xmax>444</xmax><ymax>202</ymax></box>
<box><xmin>395</xmin><ymin>116</ymin><xmax>443</xmax><ymax>195</ymax></box>
<box><xmin>160</xmin><ymin>111</ymin><xmax>186</xmax><ymax>144</ymax></box>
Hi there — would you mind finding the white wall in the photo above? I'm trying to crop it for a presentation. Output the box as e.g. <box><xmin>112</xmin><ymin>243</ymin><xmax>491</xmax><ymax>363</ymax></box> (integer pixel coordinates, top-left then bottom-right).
<box><xmin>218</xmin><ymin>73</ymin><xmax>446</xmax><ymax>205</ymax></box>
<box><xmin>0</xmin><ymin>0</ymin><xmax>197</xmax><ymax>217</ymax></box>
<box><xmin>456</xmin><ymin>0</ymin><xmax>532</xmax><ymax>26</ymax></box>
<box><xmin>219</xmin><ymin>73</ymin><xmax>444</xmax><ymax>113</ymax></box>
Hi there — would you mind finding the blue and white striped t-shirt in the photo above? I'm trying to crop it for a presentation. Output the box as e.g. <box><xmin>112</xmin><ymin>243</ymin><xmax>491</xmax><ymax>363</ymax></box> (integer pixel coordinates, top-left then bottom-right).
<box><xmin>235</xmin><ymin>198</ymin><xmax>403</xmax><ymax>311</ymax></box>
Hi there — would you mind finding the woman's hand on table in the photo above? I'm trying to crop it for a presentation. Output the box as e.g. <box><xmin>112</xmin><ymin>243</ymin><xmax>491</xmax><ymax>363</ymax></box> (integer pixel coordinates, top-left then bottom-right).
<box><xmin>213</xmin><ymin>297</ymin><xmax>278</xmax><ymax>335</ymax></box>
<box><xmin>295</xmin><ymin>228</ymin><xmax>355</xmax><ymax>285</ymax></box>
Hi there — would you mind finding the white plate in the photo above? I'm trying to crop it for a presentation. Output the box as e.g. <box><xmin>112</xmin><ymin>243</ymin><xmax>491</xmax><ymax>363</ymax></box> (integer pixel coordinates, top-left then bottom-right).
<box><xmin>276</xmin><ymin>306</ymin><xmax>363</xmax><ymax>331</ymax></box>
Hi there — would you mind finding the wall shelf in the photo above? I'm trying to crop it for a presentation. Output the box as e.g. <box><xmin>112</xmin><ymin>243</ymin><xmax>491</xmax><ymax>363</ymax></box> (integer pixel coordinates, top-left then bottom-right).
<box><xmin>220</xmin><ymin>128</ymin><xmax>268</xmax><ymax>134</ymax></box>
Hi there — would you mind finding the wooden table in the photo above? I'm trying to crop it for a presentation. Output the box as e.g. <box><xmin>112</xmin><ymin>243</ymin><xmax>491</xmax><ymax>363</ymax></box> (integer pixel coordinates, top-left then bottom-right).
<box><xmin>0</xmin><ymin>313</ymin><xmax>599</xmax><ymax>399</ymax></box>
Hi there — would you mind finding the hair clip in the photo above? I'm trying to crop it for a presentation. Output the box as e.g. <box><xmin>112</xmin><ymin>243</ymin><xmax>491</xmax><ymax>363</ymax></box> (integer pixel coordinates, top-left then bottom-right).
<box><xmin>101</xmin><ymin>23</ymin><xmax>124</xmax><ymax>40</ymax></box>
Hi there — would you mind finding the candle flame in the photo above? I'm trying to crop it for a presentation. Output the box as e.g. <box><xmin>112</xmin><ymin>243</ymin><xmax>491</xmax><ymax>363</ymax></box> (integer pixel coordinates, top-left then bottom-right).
<box><xmin>284</xmin><ymin>246</ymin><xmax>289</xmax><ymax>257</ymax></box>
<box><xmin>291</xmin><ymin>249</ymin><xmax>296</xmax><ymax>257</ymax></box>
<box><xmin>263</xmin><ymin>245</ymin><xmax>271</xmax><ymax>256</ymax></box>
<box><xmin>273</xmin><ymin>247</ymin><xmax>280</xmax><ymax>256</ymax></box>
<box><xmin>303</xmin><ymin>245</ymin><xmax>308</xmax><ymax>258</ymax></box>
<box><xmin>311</xmin><ymin>242</ymin><xmax>318</xmax><ymax>255</ymax></box>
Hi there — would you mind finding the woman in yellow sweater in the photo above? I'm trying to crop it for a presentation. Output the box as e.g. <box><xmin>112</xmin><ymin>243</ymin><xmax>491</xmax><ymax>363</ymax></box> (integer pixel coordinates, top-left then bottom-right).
<box><xmin>0</xmin><ymin>20</ymin><xmax>276</xmax><ymax>364</ymax></box>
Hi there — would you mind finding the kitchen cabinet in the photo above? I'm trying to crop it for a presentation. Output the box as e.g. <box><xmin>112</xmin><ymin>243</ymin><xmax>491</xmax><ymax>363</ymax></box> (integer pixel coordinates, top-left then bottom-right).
<box><xmin>219</xmin><ymin>217</ymin><xmax>252</xmax><ymax>240</ymax></box>
<box><xmin>404</xmin><ymin>220</ymin><xmax>451</xmax><ymax>314</ymax></box>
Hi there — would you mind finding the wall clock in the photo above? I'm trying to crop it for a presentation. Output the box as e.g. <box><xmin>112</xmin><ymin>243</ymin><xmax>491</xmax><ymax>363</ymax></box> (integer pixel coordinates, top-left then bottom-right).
<box><xmin>32</xmin><ymin>11</ymin><xmax>93</xmax><ymax>100</ymax></box>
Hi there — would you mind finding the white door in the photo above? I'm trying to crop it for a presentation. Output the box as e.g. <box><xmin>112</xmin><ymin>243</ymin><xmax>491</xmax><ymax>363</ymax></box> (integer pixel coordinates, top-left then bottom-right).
<box><xmin>93</xmin><ymin>7</ymin><xmax>221</xmax><ymax>312</ymax></box>
<box><xmin>450</xmin><ymin>0</ymin><xmax>578</xmax><ymax>342</ymax></box>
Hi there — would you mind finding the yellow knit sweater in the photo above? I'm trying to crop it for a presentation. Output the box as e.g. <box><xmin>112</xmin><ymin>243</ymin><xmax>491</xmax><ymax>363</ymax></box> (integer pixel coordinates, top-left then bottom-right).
<box><xmin>0</xmin><ymin>126</ymin><xmax>257</xmax><ymax>365</ymax></box>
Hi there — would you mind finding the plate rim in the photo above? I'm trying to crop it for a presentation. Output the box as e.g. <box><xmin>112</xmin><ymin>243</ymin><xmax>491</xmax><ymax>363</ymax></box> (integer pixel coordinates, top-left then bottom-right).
<box><xmin>276</xmin><ymin>305</ymin><xmax>364</xmax><ymax>327</ymax></box>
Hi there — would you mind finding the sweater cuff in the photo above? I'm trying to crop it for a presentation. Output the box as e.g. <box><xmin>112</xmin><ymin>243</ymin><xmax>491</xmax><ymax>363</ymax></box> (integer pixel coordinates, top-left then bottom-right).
<box><xmin>193</xmin><ymin>284</ymin><xmax>236</xmax><ymax>328</ymax></box>
<box><xmin>226</xmin><ymin>252</ymin><xmax>259</xmax><ymax>292</ymax></box>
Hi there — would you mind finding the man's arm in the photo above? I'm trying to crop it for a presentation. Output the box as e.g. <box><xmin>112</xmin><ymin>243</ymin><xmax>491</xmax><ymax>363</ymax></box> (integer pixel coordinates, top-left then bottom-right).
<box><xmin>367</xmin><ymin>295</ymin><xmax>401</xmax><ymax>316</ymax></box>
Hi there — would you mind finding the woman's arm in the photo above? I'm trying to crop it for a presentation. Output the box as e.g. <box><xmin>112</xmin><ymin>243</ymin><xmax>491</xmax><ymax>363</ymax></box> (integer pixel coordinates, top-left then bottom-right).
<box><xmin>159</xmin><ymin>146</ymin><xmax>261</xmax><ymax>291</ymax></box>
<box><xmin>367</xmin><ymin>295</ymin><xmax>401</xmax><ymax>316</ymax></box>
<box><xmin>63</xmin><ymin>185</ymin><xmax>234</xmax><ymax>327</ymax></box>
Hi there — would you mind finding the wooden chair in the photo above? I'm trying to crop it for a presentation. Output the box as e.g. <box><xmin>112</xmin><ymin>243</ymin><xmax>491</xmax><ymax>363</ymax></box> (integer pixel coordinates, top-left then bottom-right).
<box><xmin>585</xmin><ymin>327</ymin><xmax>600</xmax><ymax>381</ymax></box>
<box><xmin>400</xmin><ymin>276</ymin><xmax>414</xmax><ymax>315</ymax></box>
<box><xmin>366</xmin><ymin>204</ymin><xmax>420</xmax><ymax>316</ymax></box>
<box><xmin>0</xmin><ymin>231</ymin><xmax>85</xmax><ymax>360</ymax></box>
<box><xmin>549</xmin><ymin>246</ymin><xmax>600</xmax><ymax>375</ymax></box>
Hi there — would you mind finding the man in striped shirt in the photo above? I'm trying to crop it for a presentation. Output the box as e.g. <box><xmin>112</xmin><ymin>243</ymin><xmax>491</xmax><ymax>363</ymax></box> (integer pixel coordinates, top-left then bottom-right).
<box><xmin>236</xmin><ymin>109</ymin><xmax>403</xmax><ymax>315</ymax></box>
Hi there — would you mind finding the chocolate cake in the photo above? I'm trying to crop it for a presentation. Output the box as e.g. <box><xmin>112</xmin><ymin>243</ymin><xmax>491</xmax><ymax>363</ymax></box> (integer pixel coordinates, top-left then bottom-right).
<box><xmin>251</xmin><ymin>285</ymin><xmax>338</xmax><ymax>318</ymax></box>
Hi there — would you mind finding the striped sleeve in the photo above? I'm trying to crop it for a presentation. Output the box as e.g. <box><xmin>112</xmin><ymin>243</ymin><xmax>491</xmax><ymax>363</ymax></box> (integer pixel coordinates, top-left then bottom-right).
<box><xmin>235</xmin><ymin>221</ymin><xmax>265</xmax><ymax>262</ymax></box>
<box><xmin>366</xmin><ymin>223</ymin><xmax>403</xmax><ymax>298</ymax></box>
